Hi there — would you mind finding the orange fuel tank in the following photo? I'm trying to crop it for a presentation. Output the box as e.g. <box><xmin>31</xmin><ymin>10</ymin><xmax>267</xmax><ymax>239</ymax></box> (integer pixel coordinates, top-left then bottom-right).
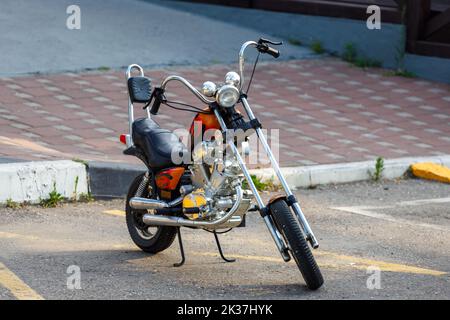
<box><xmin>189</xmin><ymin>110</ymin><xmax>221</xmax><ymax>151</ymax></box>
<box><xmin>189</xmin><ymin>110</ymin><xmax>221</xmax><ymax>136</ymax></box>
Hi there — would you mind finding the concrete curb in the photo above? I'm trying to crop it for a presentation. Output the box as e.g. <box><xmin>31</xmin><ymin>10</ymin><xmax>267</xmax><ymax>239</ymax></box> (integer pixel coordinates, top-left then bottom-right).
<box><xmin>251</xmin><ymin>155</ymin><xmax>450</xmax><ymax>189</ymax></box>
<box><xmin>0</xmin><ymin>160</ymin><xmax>88</xmax><ymax>204</ymax></box>
<box><xmin>1</xmin><ymin>155</ymin><xmax>450</xmax><ymax>204</ymax></box>
<box><xmin>86</xmin><ymin>161</ymin><xmax>146</xmax><ymax>199</ymax></box>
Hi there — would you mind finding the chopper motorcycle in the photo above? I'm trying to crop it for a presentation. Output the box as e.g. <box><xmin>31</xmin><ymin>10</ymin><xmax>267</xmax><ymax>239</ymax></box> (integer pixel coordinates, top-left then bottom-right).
<box><xmin>120</xmin><ymin>38</ymin><xmax>324</xmax><ymax>290</ymax></box>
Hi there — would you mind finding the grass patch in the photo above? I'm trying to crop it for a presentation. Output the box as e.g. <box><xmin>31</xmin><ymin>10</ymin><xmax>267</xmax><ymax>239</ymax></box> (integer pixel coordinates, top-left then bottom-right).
<box><xmin>384</xmin><ymin>69</ymin><xmax>416</xmax><ymax>78</ymax></box>
<box><xmin>97</xmin><ymin>66</ymin><xmax>110</xmax><ymax>72</ymax></box>
<box><xmin>369</xmin><ymin>157</ymin><xmax>385</xmax><ymax>182</ymax></box>
<box><xmin>40</xmin><ymin>183</ymin><xmax>64</xmax><ymax>208</ymax></box>
<box><xmin>72</xmin><ymin>158</ymin><xmax>88</xmax><ymax>167</ymax></box>
<box><xmin>353</xmin><ymin>58</ymin><xmax>382</xmax><ymax>68</ymax></box>
<box><xmin>342</xmin><ymin>42</ymin><xmax>382</xmax><ymax>69</ymax></box>
<box><xmin>342</xmin><ymin>43</ymin><xmax>357</xmax><ymax>63</ymax></box>
<box><xmin>288</xmin><ymin>38</ymin><xmax>302</xmax><ymax>46</ymax></box>
<box><xmin>242</xmin><ymin>174</ymin><xmax>280</xmax><ymax>192</ymax></box>
<box><xmin>78</xmin><ymin>192</ymin><xmax>95</xmax><ymax>203</ymax></box>
<box><xmin>310</xmin><ymin>41</ymin><xmax>325</xmax><ymax>54</ymax></box>
<box><xmin>209</xmin><ymin>59</ymin><xmax>222</xmax><ymax>64</ymax></box>
<box><xmin>72</xmin><ymin>176</ymin><xmax>79</xmax><ymax>201</ymax></box>
<box><xmin>5</xmin><ymin>198</ymin><xmax>21</xmax><ymax>209</ymax></box>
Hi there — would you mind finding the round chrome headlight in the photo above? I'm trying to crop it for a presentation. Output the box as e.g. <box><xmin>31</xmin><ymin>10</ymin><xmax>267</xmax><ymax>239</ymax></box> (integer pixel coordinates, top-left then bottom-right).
<box><xmin>201</xmin><ymin>81</ymin><xmax>217</xmax><ymax>97</ymax></box>
<box><xmin>225</xmin><ymin>71</ymin><xmax>240</xmax><ymax>87</ymax></box>
<box><xmin>216</xmin><ymin>84</ymin><xmax>240</xmax><ymax>108</ymax></box>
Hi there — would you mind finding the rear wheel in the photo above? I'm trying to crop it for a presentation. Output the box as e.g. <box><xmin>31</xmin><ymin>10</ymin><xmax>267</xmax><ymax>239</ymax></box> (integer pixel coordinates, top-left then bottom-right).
<box><xmin>270</xmin><ymin>199</ymin><xmax>324</xmax><ymax>290</ymax></box>
<box><xmin>126</xmin><ymin>173</ymin><xmax>177</xmax><ymax>253</ymax></box>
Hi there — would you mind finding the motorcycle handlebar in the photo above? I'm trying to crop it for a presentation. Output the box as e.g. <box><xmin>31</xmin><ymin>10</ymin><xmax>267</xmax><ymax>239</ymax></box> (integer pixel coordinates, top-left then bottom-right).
<box><xmin>258</xmin><ymin>45</ymin><xmax>280</xmax><ymax>58</ymax></box>
<box><xmin>267</xmin><ymin>46</ymin><xmax>280</xmax><ymax>58</ymax></box>
<box><xmin>257</xmin><ymin>38</ymin><xmax>282</xmax><ymax>58</ymax></box>
<box><xmin>150</xmin><ymin>98</ymin><xmax>161</xmax><ymax>115</ymax></box>
<box><xmin>151</xmin><ymin>39</ymin><xmax>283</xmax><ymax>110</ymax></box>
<box><xmin>239</xmin><ymin>38</ymin><xmax>282</xmax><ymax>90</ymax></box>
<box><xmin>149</xmin><ymin>88</ymin><xmax>165</xmax><ymax>115</ymax></box>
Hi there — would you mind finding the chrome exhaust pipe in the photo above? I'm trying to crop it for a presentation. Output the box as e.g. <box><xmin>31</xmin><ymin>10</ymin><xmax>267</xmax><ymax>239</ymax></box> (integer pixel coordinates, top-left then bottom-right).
<box><xmin>129</xmin><ymin>196</ymin><xmax>183</xmax><ymax>210</ymax></box>
<box><xmin>129</xmin><ymin>198</ymin><xmax>168</xmax><ymax>210</ymax></box>
<box><xmin>142</xmin><ymin>186</ymin><xmax>243</xmax><ymax>228</ymax></box>
<box><xmin>129</xmin><ymin>185</ymin><xmax>193</xmax><ymax>211</ymax></box>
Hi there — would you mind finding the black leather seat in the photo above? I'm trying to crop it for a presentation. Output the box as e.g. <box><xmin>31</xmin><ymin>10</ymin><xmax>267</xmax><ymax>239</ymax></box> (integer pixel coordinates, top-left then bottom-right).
<box><xmin>132</xmin><ymin>118</ymin><xmax>186</xmax><ymax>169</ymax></box>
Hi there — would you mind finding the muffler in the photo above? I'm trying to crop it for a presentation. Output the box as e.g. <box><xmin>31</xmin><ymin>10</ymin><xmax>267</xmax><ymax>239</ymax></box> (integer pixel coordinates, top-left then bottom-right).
<box><xmin>141</xmin><ymin>186</ymin><xmax>243</xmax><ymax>228</ymax></box>
<box><xmin>129</xmin><ymin>196</ymin><xmax>183</xmax><ymax>210</ymax></box>
<box><xmin>129</xmin><ymin>185</ymin><xmax>194</xmax><ymax>211</ymax></box>
<box><xmin>129</xmin><ymin>198</ymin><xmax>168</xmax><ymax>210</ymax></box>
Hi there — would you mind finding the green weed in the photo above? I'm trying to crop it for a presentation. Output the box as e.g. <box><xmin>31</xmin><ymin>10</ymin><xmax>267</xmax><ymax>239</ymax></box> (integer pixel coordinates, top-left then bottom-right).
<box><xmin>40</xmin><ymin>183</ymin><xmax>64</xmax><ymax>208</ymax></box>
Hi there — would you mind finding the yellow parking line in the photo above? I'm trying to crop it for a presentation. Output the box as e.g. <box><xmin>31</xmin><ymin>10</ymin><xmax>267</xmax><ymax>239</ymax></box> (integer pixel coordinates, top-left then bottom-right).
<box><xmin>0</xmin><ymin>231</ymin><xmax>39</xmax><ymax>241</ymax></box>
<box><xmin>199</xmin><ymin>252</ymin><xmax>281</xmax><ymax>263</ymax></box>
<box><xmin>103</xmin><ymin>209</ymin><xmax>125</xmax><ymax>217</ymax></box>
<box><xmin>195</xmin><ymin>251</ymin><xmax>446</xmax><ymax>276</ymax></box>
<box><xmin>316</xmin><ymin>251</ymin><xmax>446</xmax><ymax>276</ymax></box>
<box><xmin>0</xmin><ymin>262</ymin><xmax>44</xmax><ymax>300</ymax></box>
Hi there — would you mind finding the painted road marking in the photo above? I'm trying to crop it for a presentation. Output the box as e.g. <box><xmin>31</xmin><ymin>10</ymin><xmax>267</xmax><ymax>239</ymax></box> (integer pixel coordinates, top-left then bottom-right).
<box><xmin>0</xmin><ymin>262</ymin><xmax>44</xmax><ymax>300</ymax></box>
<box><xmin>316</xmin><ymin>251</ymin><xmax>446</xmax><ymax>276</ymax></box>
<box><xmin>399</xmin><ymin>197</ymin><xmax>450</xmax><ymax>206</ymax></box>
<box><xmin>126</xmin><ymin>250</ymin><xmax>446</xmax><ymax>276</ymax></box>
<box><xmin>196</xmin><ymin>252</ymin><xmax>446</xmax><ymax>276</ymax></box>
<box><xmin>0</xmin><ymin>231</ymin><xmax>39</xmax><ymax>241</ymax></box>
<box><xmin>103</xmin><ymin>209</ymin><xmax>125</xmax><ymax>217</ymax></box>
<box><xmin>332</xmin><ymin>197</ymin><xmax>450</xmax><ymax>232</ymax></box>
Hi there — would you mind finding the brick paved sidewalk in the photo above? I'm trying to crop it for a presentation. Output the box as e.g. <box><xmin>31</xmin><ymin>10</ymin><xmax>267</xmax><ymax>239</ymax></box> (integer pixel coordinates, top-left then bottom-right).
<box><xmin>0</xmin><ymin>58</ymin><xmax>449</xmax><ymax>167</ymax></box>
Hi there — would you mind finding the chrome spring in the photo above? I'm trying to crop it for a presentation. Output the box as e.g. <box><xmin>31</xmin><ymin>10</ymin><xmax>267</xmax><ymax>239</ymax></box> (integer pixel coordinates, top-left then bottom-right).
<box><xmin>135</xmin><ymin>171</ymin><xmax>150</xmax><ymax>197</ymax></box>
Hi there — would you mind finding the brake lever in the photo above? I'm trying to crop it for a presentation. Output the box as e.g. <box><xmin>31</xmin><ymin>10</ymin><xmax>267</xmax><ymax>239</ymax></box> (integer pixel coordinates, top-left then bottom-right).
<box><xmin>258</xmin><ymin>38</ymin><xmax>283</xmax><ymax>46</ymax></box>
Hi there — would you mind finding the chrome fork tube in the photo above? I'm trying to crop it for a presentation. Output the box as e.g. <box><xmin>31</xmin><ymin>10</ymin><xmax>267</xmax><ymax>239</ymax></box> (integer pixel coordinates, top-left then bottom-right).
<box><xmin>213</xmin><ymin>109</ymin><xmax>290</xmax><ymax>261</ymax></box>
<box><xmin>241</xmin><ymin>97</ymin><xmax>319</xmax><ymax>248</ymax></box>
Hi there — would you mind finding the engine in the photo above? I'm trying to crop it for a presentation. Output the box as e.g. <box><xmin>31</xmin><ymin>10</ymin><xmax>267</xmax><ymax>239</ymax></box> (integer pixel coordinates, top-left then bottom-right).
<box><xmin>182</xmin><ymin>140</ymin><xmax>252</xmax><ymax>229</ymax></box>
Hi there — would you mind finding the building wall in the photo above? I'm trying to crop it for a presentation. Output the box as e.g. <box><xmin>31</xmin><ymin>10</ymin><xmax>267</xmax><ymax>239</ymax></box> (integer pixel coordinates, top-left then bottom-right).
<box><xmin>153</xmin><ymin>0</ymin><xmax>450</xmax><ymax>83</ymax></box>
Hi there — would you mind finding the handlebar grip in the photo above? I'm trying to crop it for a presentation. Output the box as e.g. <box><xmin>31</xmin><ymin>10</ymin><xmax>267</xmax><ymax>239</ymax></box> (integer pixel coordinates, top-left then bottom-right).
<box><xmin>150</xmin><ymin>99</ymin><xmax>161</xmax><ymax>115</ymax></box>
<box><xmin>266</xmin><ymin>46</ymin><xmax>280</xmax><ymax>58</ymax></box>
<box><xmin>149</xmin><ymin>88</ymin><xmax>165</xmax><ymax>115</ymax></box>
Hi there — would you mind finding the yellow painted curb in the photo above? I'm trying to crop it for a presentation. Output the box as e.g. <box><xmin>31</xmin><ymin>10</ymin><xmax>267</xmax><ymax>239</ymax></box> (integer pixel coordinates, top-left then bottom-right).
<box><xmin>411</xmin><ymin>162</ymin><xmax>450</xmax><ymax>184</ymax></box>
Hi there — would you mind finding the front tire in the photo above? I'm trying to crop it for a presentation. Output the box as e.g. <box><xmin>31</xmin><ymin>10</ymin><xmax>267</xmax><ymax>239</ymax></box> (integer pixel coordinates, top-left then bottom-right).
<box><xmin>126</xmin><ymin>173</ymin><xmax>177</xmax><ymax>254</ymax></box>
<box><xmin>270</xmin><ymin>199</ymin><xmax>324</xmax><ymax>290</ymax></box>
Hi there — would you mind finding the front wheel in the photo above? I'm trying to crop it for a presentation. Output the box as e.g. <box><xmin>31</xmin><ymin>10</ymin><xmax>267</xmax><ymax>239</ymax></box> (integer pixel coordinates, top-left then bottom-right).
<box><xmin>270</xmin><ymin>199</ymin><xmax>324</xmax><ymax>290</ymax></box>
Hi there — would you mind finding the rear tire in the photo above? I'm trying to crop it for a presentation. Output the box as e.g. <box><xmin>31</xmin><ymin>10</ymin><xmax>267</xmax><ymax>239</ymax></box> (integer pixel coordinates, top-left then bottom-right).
<box><xmin>270</xmin><ymin>199</ymin><xmax>324</xmax><ymax>290</ymax></box>
<box><xmin>126</xmin><ymin>173</ymin><xmax>177</xmax><ymax>254</ymax></box>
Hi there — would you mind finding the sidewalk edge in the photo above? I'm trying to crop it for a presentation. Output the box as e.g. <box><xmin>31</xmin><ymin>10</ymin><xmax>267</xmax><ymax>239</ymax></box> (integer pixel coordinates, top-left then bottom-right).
<box><xmin>251</xmin><ymin>155</ymin><xmax>450</xmax><ymax>189</ymax></box>
<box><xmin>1</xmin><ymin>155</ymin><xmax>449</xmax><ymax>203</ymax></box>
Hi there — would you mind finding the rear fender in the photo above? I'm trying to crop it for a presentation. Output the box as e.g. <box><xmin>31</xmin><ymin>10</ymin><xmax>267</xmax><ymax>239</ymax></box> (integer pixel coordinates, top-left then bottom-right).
<box><xmin>123</xmin><ymin>146</ymin><xmax>150</xmax><ymax>169</ymax></box>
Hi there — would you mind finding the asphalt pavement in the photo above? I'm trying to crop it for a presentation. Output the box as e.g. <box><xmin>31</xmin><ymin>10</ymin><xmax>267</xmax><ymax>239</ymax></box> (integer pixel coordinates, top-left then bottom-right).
<box><xmin>0</xmin><ymin>178</ymin><xmax>449</xmax><ymax>299</ymax></box>
<box><xmin>0</xmin><ymin>0</ymin><xmax>313</xmax><ymax>76</ymax></box>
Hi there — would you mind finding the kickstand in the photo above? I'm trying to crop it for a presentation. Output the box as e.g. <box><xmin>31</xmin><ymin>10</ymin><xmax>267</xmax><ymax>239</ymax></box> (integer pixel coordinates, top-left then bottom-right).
<box><xmin>173</xmin><ymin>227</ymin><xmax>185</xmax><ymax>267</ymax></box>
<box><xmin>213</xmin><ymin>231</ymin><xmax>236</xmax><ymax>263</ymax></box>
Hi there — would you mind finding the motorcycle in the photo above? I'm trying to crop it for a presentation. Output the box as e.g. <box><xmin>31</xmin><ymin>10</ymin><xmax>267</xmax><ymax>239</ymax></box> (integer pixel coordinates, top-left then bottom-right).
<box><xmin>120</xmin><ymin>38</ymin><xmax>324</xmax><ymax>290</ymax></box>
